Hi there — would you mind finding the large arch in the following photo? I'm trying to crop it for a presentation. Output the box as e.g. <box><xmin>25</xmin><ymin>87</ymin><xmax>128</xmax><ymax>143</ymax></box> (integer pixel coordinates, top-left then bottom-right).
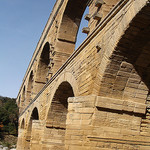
<box><xmin>58</xmin><ymin>0</ymin><xmax>88</xmax><ymax>43</ymax></box>
<box><xmin>95</xmin><ymin>1</ymin><xmax>150</xmax><ymax>136</ymax></box>
<box><xmin>52</xmin><ymin>0</ymin><xmax>89</xmax><ymax>74</ymax></box>
<box><xmin>46</xmin><ymin>81</ymin><xmax>74</xmax><ymax>124</ymax></box>
<box><xmin>98</xmin><ymin>2</ymin><xmax>150</xmax><ymax>101</ymax></box>
<box><xmin>45</xmin><ymin>71</ymin><xmax>79</xmax><ymax>120</ymax></box>
<box><xmin>35</xmin><ymin>42</ymin><xmax>50</xmax><ymax>94</ymax></box>
<box><xmin>44</xmin><ymin>81</ymin><xmax>74</xmax><ymax>149</ymax></box>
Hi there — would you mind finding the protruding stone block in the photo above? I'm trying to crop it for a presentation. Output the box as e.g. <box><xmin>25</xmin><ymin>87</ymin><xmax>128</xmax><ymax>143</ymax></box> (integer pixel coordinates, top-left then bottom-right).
<box><xmin>50</xmin><ymin>58</ymin><xmax>54</xmax><ymax>64</ymax></box>
<box><xmin>84</xmin><ymin>14</ymin><xmax>90</xmax><ymax>21</ymax></box>
<box><xmin>95</xmin><ymin>0</ymin><xmax>105</xmax><ymax>7</ymax></box>
<box><xmin>96</xmin><ymin>43</ymin><xmax>101</xmax><ymax>52</ymax></box>
<box><xmin>51</xmin><ymin>51</ymin><xmax>55</xmax><ymax>56</ymax></box>
<box><xmin>49</xmin><ymin>46</ymin><xmax>54</xmax><ymax>52</ymax></box>
<box><xmin>93</xmin><ymin>12</ymin><xmax>103</xmax><ymax>21</ymax></box>
<box><xmin>82</xmin><ymin>27</ymin><xmax>90</xmax><ymax>34</ymax></box>
<box><xmin>48</xmin><ymin>70</ymin><xmax>53</xmax><ymax>75</ymax></box>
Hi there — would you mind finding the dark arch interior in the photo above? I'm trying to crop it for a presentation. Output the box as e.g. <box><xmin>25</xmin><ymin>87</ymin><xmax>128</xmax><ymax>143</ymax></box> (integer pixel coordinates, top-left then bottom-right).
<box><xmin>18</xmin><ymin>96</ymin><xmax>21</xmax><ymax>107</ymax></box>
<box><xmin>37</xmin><ymin>42</ymin><xmax>49</xmax><ymax>82</ymax></box>
<box><xmin>31</xmin><ymin>107</ymin><xmax>39</xmax><ymax>120</ymax></box>
<box><xmin>26</xmin><ymin>107</ymin><xmax>39</xmax><ymax>144</ymax></box>
<box><xmin>45</xmin><ymin>82</ymin><xmax>74</xmax><ymax>149</ymax></box>
<box><xmin>47</xmin><ymin>81</ymin><xmax>74</xmax><ymax>128</ymax></box>
<box><xmin>99</xmin><ymin>5</ymin><xmax>150</xmax><ymax>104</ymax></box>
<box><xmin>27</xmin><ymin>71</ymin><xmax>34</xmax><ymax>105</ymax></box>
<box><xmin>27</xmin><ymin>107</ymin><xmax>39</xmax><ymax>133</ymax></box>
<box><xmin>21</xmin><ymin>86</ymin><xmax>26</xmax><ymax>109</ymax></box>
<box><xmin>21</xmin><ymin>119</ymin><xmax>25</xmax><ymax>129</ymax></box>
<box><xmin>36</xmin><ymin>42</ymin><xmax>50</xmax><ymax>93</ymax></box>
<box><xmin>58</xmin><ymin>0</ymin><xmax>89</xmax><ymax>43</ymax></box>
<box><xmin>98</xmin><ymin>4</ymin><xmax>150</xmax><ymax>136</ymax></box>
<box><xmin>22</xmin><ymin>86</ymin><xmax>25</xmax><ymax>100</ymax></box>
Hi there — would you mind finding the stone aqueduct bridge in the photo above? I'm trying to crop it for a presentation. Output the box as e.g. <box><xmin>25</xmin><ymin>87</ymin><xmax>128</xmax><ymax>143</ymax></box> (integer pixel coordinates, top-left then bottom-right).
<box><xmin>16</xmin><ymin>0</ymin><xmax>150</xmax><ymax>149</ymax></box>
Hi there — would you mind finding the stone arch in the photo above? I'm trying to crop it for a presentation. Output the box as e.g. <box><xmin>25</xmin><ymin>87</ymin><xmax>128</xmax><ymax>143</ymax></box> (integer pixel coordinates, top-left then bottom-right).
<box><xmin>26</xmin><ymin>71</ymin><xmax>34</xmax><ymax>106</ymax></box>
<box><xmin>45</xmin><ymin>71</ymin><xmax>79</xmax><ymax>119</ymax></box>
<box><xmin>45</xmin><ymin>81</ymin><xmax>74</xmax><ymax>149</ymax></box>
<box><xmin>18</xmin><ymin>96</ymin><xmax>23</xmax><ymax>113</ymax></box>
<box><xmin>17</xmin><ymin>96</ymin><xmax>21</xmax><ymax>107</ymax></box>
<box><xmin>21</xmin><ymin>86</ymin><xmax>26</xmax><ymax>110</ymax></box>
<box><xmin>25</xmin><ymin>107</ymin><xmax>39</xmax><ymax>149</ymax></box>
<box><xmin>55</xmin><ymin>72</ymin><xmax>79</xmax><ymax>96</ymax></box>
<box><xmin>58</xmin><ymin>0</ymin><xmax>88</xmax><ymax>44</ymax></box>
<box><xmin>17</xmin><ymin>117</ymin><xmax>26</xmax><ymax>150</ymax></box>
<box><xmin>35</xmin><ymin>42</ymin><xmax>50</xmax><ymax>94</ymax></box>
<box><xmin>28</xmin><ymin>107</ymin><xmax>39</xmax><ymax>131</ymax></box>
<box><xmin>98</xmin><ymin>3</ymin><xmax>150</xmax><ymax>104</ymax></box>
<box><xmin>46</xmin><ymin>81</ymin><xmax>74</xmax><ymax>125</ymax></box>
<box><xmin>75</xmin><ymin>6</ymin><xmax>89</xmax><ymax>48</ymax></box>
<box><xmin>20</xmin><ymin>118</ymin><xmax>25</xmax><ymax>129</ymax></box>
<box><xmin>53</xmin><ymin>0</ymin><xmax>89</xmax><ymax>74</ymax></box>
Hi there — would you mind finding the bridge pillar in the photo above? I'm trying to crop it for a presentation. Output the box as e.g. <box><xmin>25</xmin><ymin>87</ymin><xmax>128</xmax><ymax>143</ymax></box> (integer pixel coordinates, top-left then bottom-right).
<box><xmin>16</xmin><ymin>129</ymin><xmax>26</xmax><ymax>150</ymax></box>
<box><xmin>30</xmin><ymin>120</ymin><xmax>45</xmax><ymax>150</ymax></box>
<box><xmin>65</xmin><ymin>95</ymin><xmax>149</xmax><ymax>150</ymax></box>
<box><xmin>65</xmin><ymin>96</ymin><xmax>96</xmax><ymax>150</ymax></box>
<box><xmin>41</xmin><ymin>123</ymin><xmax>66</xmax><ymax>150</ymax></box>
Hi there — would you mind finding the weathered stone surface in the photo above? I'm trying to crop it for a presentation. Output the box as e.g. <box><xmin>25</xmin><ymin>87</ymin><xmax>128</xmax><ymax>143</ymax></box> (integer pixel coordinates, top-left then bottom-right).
<box><xmin>16</xmin><ymin>0</ymin><xmax>150</xmax><ymax>150</ymax></box>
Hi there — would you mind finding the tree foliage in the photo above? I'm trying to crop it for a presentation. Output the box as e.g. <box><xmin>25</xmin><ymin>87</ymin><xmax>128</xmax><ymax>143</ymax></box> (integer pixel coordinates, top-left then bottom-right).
<box><xmin>0</xmin><ymin>96</ymin><xmax>18</xmax><ymax>138</ymax></box>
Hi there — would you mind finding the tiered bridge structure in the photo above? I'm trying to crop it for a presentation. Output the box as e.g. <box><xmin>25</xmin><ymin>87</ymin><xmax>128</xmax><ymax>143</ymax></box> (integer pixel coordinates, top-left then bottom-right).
<box><xmin>16</xmin><ymin>0</ymin><xmax>150</xmax><ymax>149</ymax></box>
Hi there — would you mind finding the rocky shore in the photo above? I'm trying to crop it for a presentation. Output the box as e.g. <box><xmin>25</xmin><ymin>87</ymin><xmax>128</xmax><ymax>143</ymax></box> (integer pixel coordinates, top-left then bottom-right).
<box><xmin>0</xmin><ymin>145</ymin><xmax>16</xmax><ymax>150</ymax></box>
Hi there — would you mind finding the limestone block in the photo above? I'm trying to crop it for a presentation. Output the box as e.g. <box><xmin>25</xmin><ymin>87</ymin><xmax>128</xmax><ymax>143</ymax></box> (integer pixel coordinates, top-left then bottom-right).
<box><xmin>82</xmin><ymin>27</ymin><xmax>90</xmax><ymax>34</ymax></box>
<box><xmin>95</xmin><ymin>0</ymin><xmax>105</xmax><ymax>7</ymax></box>
<box><xmin>84</xmin><ymin>14</ymin><xmax>90</xmax><ymax>21</ymax></box>
<box><xmin>93</xmin><ymin>12</ymin><xmax>103</xmax><ymax>21</ymax></box>
<box><xmin>96</xmin><ymin>96</ymin><xmax>146</xmax><ymax>114</ymax></box>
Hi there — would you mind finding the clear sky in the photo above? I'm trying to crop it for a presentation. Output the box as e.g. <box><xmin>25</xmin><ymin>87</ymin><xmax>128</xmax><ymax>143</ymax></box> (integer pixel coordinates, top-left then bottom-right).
<box><xmin>0</xmin><ymin>0</ymin><xmax>88</xmax><ymax>98</ymax></box>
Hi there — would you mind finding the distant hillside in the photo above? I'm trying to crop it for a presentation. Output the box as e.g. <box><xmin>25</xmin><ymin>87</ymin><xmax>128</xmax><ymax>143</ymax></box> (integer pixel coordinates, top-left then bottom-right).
<box><xmin>0</xmin><ymin>96</ymin><xmax>18</xmax><ymax>138</ymax></box>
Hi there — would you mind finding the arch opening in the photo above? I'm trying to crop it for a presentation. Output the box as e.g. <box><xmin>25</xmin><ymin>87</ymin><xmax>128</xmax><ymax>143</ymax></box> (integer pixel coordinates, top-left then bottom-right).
<box><xmin>25</xmin><ymin>107</ymin><xmax>39</xmax><ymax>148</ymax></box>
<box><xmin>54</xmin><ymin>0</ymin><xmax>89</xmax><ymax>62</ymax></box>
<box><xmin>58</xmin><ymin>0</ymin><xmax>89</xmax><ymax>43</ymax></box>
<box><xmin>35</xmin><ymin>42</ymin><xmax>50</xmax><ymax>94</ymax></box>
<box><xmin>21</xmin><ymin>86</ymin><xmax>26</xmax><ymax>111</ymax></box>
<box><xmin>17</xmin><ymin>96</ymin><xmax>21</xmax><ymax>107</ymax></box>
<box><xmin>26</xmin><ymin>71</ymin><xmax>34</xmax><ymax>106</ymax></box>
<box><xmin>97</xmin><ymin>5</ymin><xmax>150</xmax><ymax>132</ymax></box>
<box><xmin>47</xmin><ymin>81</ymin><xmax>74</xmax><ymax>128</ymax></box>
<box><xmin>99</xmin><ymin>6</ymin><xmax>150</xmax><ymax>103</ymax></box>
<box><xmin>46</xmin><ymin>81</ymin><xmax>74</xmax><ymax>149</ymax></box>
<box><xmin>75</xmin><ymin>6</ymin><xmax>89</xmax><ymax>49</ymax></box>
<box><xmin>50</xmin><ymin>0</ymin><xmax>90</xmax><ymax>75</ymax></box>
<box><xmin>89</xmin><ymin>3</ymin><xmax>150</xmax><ymax>139</ymax></box>
<box><xmin>20</xmin><ymin>118</ymin><xmax>25</xmax><ymax>129</ymax></box>
<box><xmin>31</xmin><ymin>107</ymin><xmax>39</xmax><ymax>120</ymax></box>
<box><xmin>27</xmin><ymin>107</ymin><xmax>39</xmax><ymax>134</ymax></box>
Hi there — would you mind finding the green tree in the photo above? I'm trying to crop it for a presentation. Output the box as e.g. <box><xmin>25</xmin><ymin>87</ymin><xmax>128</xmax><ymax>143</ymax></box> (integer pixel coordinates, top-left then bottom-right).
<box><xmin>0</xmin><ymin>96</ymin><xmax>18</xmax><ymax>136</ymax></box>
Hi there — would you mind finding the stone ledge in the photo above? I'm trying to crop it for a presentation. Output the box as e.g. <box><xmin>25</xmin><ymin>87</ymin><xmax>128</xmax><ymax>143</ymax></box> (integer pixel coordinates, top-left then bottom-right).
<box><xmin>68</xmin><ymin>96</ymin><xmax>146</xmax><ymax>114</ymax></box>
<box><xmin>96</xmin><ymin>97</ymin><xmax>146</xmax><ymax>114</ymax></box>
<box><xmin>68</xmin><ymin>96</ymin><xmax>96</xmax><ymax>103</ymax></box>
<box><xmin>88</xmin><ymin>136</ymin><xmax>150</xmax><ymax>146</ymax></box>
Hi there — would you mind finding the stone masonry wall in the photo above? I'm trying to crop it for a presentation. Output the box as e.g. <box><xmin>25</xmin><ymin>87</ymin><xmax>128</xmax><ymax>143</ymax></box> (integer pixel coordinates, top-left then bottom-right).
<box><xmin>16</xmin><ymin>0</ymin><xmax>150</xmax><ymax>149</ymax></box>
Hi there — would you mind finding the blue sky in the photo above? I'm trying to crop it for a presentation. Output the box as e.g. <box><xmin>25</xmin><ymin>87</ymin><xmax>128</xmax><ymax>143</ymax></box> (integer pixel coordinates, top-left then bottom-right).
<box><xmin>0</xmin><ymin>0</ymin><xmax>88</xmax><ymax>98</ymax></box>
